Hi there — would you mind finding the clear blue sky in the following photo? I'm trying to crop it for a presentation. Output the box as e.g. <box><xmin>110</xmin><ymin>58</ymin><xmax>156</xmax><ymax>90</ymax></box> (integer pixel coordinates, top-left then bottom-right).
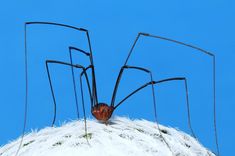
<box><xmin>0</xmin><ymin>1</ymin><xmax>233</xmax><ymax>155</ymax></box>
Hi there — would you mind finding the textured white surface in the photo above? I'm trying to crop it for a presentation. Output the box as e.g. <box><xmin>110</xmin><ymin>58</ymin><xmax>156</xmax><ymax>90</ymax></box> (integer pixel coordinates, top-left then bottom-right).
<box><xmin>0</xmin><ymin>117</ymin><xmax>214</xmax><ymax>156</ymax></box>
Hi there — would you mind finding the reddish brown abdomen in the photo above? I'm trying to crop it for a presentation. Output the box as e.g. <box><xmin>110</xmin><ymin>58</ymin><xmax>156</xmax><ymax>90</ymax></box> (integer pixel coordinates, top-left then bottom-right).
<box><xmin>92</xmin><ymin>103</ymin><xmax>114</xmax><ymax>122</ymax></box>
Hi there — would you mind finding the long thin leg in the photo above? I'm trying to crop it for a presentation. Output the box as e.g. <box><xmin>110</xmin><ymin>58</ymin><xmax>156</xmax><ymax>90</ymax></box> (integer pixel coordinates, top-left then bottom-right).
<box><xmin>25</xmin><ymin>21</ymin><xmax>98</xmax><ymax>120</ymax></box>
<box><xmin>114</xmin><ymin>77</ymin><xmax>196</xmax><ymax>138</ymax></box>
<box><xmin>68</xmin><ymin>47</ymin><xmax>90</xmax><ymax>119</ymax></box>
<box><xmin>68</xmin><ymin>47</ymin><xmax>95</xmax><ymax>107</ymax></box>
<box><xmin>68</xmin><ymin>47</ymin><xmax>94</xmax><ymax>144</ymax></box>
<box><xmin>111</xmin><ymin>65</ymin><xmax>174</xmax><ymax>153</ymax></box>
<box><xmin>76</xmin><ymin>65</ymin><xmax>96</xmax><ymax>144</ymax></box>
<box><xmin>85</xmin><ymin>31</ymin><xmax>99</xmax><ymax>106</ymax></box>
<box><xmin>17</xmin><ymin>22</ymin><xmax>98</xmax><ymax>156</ymax></box>
<box><xmin>111</xmin><ymin>65</ymin><xmax>150</xmax><ymax>106</ymax></box>
<box><xmin>80</xmin><ymin>71</ymin><xmax>89</xmax><ymax>143</ymax></box>
<box><xmin>124</xmin><ymin>32</ymin><xmax>219</xmax><ymax>155</ymax></box>
<box><xmin>80</xmin><ymin>65</ymin><xmax>94</xmax><ymax>109</ymax></box>
<box><xmin>45</xmin><ymin>60</ymin><xmax>92</xmax><ymax>126</ymax></box>
<box><xmin>114</xmin><ymin>77</ymin><xmax>197</xmax><ymax>155</ymax></box>
<box><xmin>69</xmin><ymin>46</ymin><xmax>90</xmax><ymax>56</ymax></box>
<box><xmin>14</xmin><ymin>24</ymin><xmax>29</xmax><ymax>156</ymax></box>
<box><xmin>111</xmin><ymin>65</ymin><xmax>196</xmax><ymax>138</ymax></box>
<box><xmin>69</xmin><ymin>49</ymin><xmax>79</xmax><ymax>119</ymax></box>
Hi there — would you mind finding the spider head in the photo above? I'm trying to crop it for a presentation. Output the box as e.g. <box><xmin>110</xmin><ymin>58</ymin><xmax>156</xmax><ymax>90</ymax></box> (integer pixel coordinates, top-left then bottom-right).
<box><xmin>92</xmin><ymin>103</ymin><xmax>114</xmax><ymax>122</ymax></box>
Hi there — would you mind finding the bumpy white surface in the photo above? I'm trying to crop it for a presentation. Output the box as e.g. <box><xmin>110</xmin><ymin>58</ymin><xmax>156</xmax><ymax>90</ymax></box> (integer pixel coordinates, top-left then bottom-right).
<box><xmin>0</xmin><ymin>117</ymin><xmax>214</xmax><ymax>156</ymax></box>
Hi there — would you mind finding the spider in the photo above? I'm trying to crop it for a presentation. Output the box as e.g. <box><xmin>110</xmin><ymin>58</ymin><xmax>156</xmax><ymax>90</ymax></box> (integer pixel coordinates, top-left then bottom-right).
<box><xmin>16</xmin><ymin>22</ymin><xmax>220</xmax><ymax>156</ymax></box>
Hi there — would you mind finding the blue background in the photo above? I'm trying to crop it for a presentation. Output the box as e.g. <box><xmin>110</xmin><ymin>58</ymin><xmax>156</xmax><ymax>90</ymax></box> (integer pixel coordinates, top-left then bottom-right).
<box><xmin>0</xmin><ymin>1</ymin><xmax>234</xmax><ymax>155</ymax></box>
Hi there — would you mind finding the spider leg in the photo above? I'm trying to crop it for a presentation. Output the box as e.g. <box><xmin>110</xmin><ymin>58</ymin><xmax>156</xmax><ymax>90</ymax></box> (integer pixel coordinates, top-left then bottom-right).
<box><xmin>24</xmin><ymin>21</ymin><xmax>98</xmax><ymax>126</ymax></box>
<box><xmin>124</xmin><ymin>32</ymin><xmax>219</xmax><ymax>156</ymax></box>
<box><xmin>114</xmin><ymin>76</ymin><xmax>196</xmax><ymax>138</ymax></box>
<box><xmin>80</xmin><ymin>65</ymin><xmax>95</xmax><ymax>109</ymax></box>
<box><xmin>68</xmin><ymin>47</ymin><xmax>91</xmax><ymax>119</ymax></box>
<box><xmin>111</xmin><ymin>65</ymin><xmax>149</xmax><ymax>106</ymax></box>
<box><xmin>46</xmin><ymin>60</ymin><xmax>92</xmax><ymax>144</ymax></box>
<box><xmin>80</xmin><ymin>70</ymin><xmax>88</xmax><ymax>143</ymax></box>
<box><xmin>68</xmin><ymin>47</ymin><xmax>96</xmax><ymax>107</ymax></box>
<box><xmin>111</xmin><ymin>65</ymin><xmax>173</xmax><ymax>154</ymax></box>
<box><xmin>45</xmin><ymin>60</ymin><xmax>92</xmax><ymax>126</ymax></box>
<box><xmin>74</xmin><ymin>65</ymin><xmax>94</xmax><ymax>144</ymax></box>
<box><xmin>17</xmin><ymin>22</ymin><xmax>98</xmax><ymax>156</ymax></box>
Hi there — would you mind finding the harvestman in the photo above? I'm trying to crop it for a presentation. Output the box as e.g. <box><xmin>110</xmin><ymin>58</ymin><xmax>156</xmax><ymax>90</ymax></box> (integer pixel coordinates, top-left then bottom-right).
<box><xmin>15</xmin><ymin>22</ymin><xmax>220</xmax><ymax>156</ymax></box>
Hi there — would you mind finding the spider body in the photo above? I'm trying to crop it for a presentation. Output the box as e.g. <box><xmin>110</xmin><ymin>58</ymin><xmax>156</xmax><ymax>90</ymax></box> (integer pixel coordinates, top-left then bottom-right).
<box><xmin>91</xmin><ymin>103</ymin><xmax>114</xmax><ymax>122</ymax></box>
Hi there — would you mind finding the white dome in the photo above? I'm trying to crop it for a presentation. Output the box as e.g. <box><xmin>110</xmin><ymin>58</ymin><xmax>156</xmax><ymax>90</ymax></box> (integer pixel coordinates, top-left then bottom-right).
<box><xmin>0</xmin><ymin>117</ymin><xmax>214</xmax><ymax>156</ymax></box>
